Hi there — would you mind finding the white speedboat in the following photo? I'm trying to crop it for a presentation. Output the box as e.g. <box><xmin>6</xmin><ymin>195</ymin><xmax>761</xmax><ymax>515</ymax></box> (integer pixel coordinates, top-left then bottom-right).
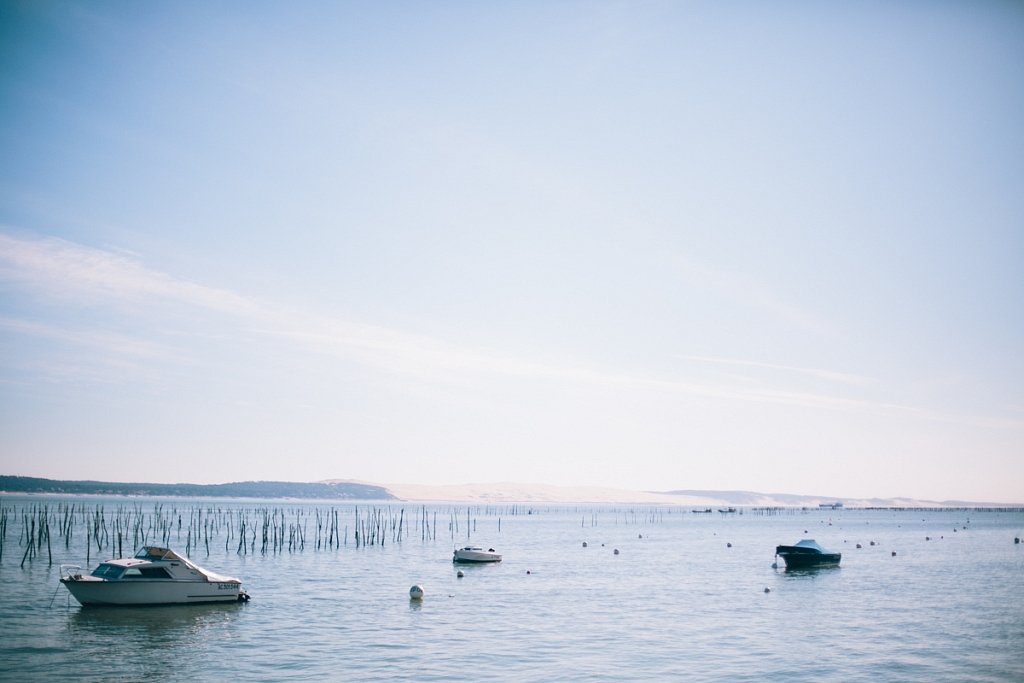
<box><xmin>452</xmin><ymin>546</ymin><xmax>502</xmax><ymax>563</ymax></box>
<box><xmin>59</xmin><ymin>546</ymin><xmax>249</xmax><ymax>606</ymax></box>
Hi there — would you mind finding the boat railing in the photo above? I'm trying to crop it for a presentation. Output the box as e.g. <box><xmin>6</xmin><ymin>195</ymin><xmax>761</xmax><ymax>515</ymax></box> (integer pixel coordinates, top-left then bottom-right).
<box><xmin>59</xmin><ymin>564</ymin><xmax>83</xmax><ymax>580</ymax></box>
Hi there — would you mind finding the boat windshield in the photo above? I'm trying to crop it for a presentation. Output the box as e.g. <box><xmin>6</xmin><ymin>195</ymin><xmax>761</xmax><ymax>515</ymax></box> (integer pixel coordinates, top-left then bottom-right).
<box><xmin>90</xmin><ymin>563</ymin><xmax>125</xmax><ymax>579</ymax></box>
<box><xmin>134</xmin><ymin>547</ymin><xmax>185</xmax><ymax>562</ymax></box>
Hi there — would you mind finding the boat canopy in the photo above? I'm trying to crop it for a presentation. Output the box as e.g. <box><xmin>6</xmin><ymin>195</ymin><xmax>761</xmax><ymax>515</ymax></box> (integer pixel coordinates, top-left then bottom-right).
<box><xmin>793</xmin><ymin>539</ymin><xmax>827</xmax><ymax>552</ymax></box>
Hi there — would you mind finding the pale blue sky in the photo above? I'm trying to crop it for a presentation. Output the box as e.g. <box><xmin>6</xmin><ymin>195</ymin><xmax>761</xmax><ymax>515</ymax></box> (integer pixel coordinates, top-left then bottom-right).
<box><xmin>1</xmin><ymin>1</ymin><xmax>1022</xmax><ymax>501</ymax></box>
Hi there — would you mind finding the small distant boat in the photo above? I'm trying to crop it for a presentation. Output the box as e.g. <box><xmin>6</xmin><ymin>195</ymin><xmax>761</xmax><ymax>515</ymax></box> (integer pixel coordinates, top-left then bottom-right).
<box><xmin>718</xmin><ymin>507</ymin><xmax>737</xmax><ymax>513</ymax></box>
<box><xmin>452</xmin><ymin>546</ymin><xmax>502</xmax><ymax>563</ymax></box>
<box><xmin>818</xmin><ymin>502</ymin><xmax>844</xmax><ymax>510</ymax></box>
<box><xmin>692</xmin><ymin>508</ymin><xmax>712</xmax><ymax>513</ymax></box>
<box><xmin>59</xmin><ymin>546</ymin><xmax>249</xmax><ymax>606</ymax></box>
<box><xmin>775</xmin><ymin>539</ymin><xmax>841</xmax><ymax>569</ymax></box>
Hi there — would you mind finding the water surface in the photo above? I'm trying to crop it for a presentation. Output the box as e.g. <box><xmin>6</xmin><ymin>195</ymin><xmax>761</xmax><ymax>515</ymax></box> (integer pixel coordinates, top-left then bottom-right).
<box><xmin>1</xmin><ymin>498</ymin><xmax>1021</xmax><ymax>681</ymax></box>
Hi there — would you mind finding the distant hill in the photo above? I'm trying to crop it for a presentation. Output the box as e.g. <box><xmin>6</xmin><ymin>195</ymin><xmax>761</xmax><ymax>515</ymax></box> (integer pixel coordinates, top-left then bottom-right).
<box><xmin>0</xmin><ymin>475</ymin><xmax>394</xmax><ymax>500</ymax></box>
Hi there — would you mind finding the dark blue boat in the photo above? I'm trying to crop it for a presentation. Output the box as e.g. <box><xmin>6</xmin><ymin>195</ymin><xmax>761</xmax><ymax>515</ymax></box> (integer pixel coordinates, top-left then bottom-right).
<box><xmin>775</xmin><ymin>539</ymin><xmax>841</xmax><ymax>569</ymax></box>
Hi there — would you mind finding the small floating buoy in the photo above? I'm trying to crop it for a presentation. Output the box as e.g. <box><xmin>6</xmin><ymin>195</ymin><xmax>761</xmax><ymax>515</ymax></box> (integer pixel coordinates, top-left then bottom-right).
<box><xmin>409</xmin><ymin>585</ymin><xmax>424</xmax><ymax>600</ymax></box>
<box><xmin>526</xmin><ymin>570</ymin><xmax>531</xmax><ymax>575</ymax></box>
<box><xmin>771</xmin><ymin>561</ymin><xmax>778</xmax><ymax>569</ymax></box>
<box><xmin>1015</xmin><ymin>537</ymin><xmax>1020</xmax><ymax>544</ymax></box>
<box><xmin>582</xmin><ymin>541</ymin><xmax>588</xmax><ymax>547</ymax></box>
<box><xmin>456</xmin><ymin>570</ymin><xmax>464</xmax><ymax>578</ymax></box>
<box><xmin>870</xmin><ymin>541</ymin><xmax>876</xmax><ymax>546</ymax></box>
<box><xmin>613</xmin><ymin>548</ymin><xmax>620</xmax><ymax>555</ymax></box>
<box><xmin>891</xmin><ymin>551</ymin><xmax>897</xmax><ymax>557</ymax></box>
<box><xmin>764</xmin><ymin>587</ymin><xmax>771</xmax><ymax>593</ymax></box>
<box><xmin>856</xmin><ymin>543</ymin><xmax>862</xmax><ymax>549</ymax></box>
<box><xmin>638</xmin><ymin>534</ymin><xmax>643</xmax><ymax>539</ymax></box>
<box><xmin>726</xmin><ymin>543</ymin><xmax>732</xmax><ymax>548</ymax></box>
<box><xmin>925</xmin><ymin>536</ymin><xmax>930</xmax><ymax>541</ymax></box>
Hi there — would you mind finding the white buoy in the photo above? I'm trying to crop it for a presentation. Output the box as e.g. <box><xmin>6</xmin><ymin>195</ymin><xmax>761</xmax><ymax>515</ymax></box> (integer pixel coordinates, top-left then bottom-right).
<box><xmin>409</xmin><ymin>584</ymin><xmax>424</xmax><ymax>600</ymax></box>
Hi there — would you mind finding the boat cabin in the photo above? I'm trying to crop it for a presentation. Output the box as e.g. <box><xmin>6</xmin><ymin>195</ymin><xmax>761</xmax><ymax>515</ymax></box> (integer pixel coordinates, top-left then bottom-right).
<box><xmin>90</xmin><ymin>564</ymin><xmax>173</xmax><ymax>580</ymax></box>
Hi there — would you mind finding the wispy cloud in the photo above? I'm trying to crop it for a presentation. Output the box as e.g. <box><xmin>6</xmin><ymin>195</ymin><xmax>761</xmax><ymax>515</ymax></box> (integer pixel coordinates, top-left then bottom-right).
<box><xmin>0</xmin><ymin>316</ymin><xmax>183</xmax><ymax>362</ymax></box>
<box><xmin>0</xmin><ymin>316</ymin><xmax>185</xmax><ymax>385</ymax></box>
<box><xmin>0</xmin><ymin>231</ymin><xmax>260</xmax><ymax>316</ymax></box>
<box><xmin>682</xmin><ymin>354</ymin><xmax>876</xmax><ymax>387</ymax></box>
<box><xmin>1</xmin><ymin>230</ymin><xmax>1018</xmax><ymax>432</ymax></box>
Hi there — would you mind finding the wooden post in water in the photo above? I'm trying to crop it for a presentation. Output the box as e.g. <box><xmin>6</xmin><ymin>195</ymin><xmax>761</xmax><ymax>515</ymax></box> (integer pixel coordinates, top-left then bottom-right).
<box><xmin>43</xmin><ymin>508</ymin><xmax>52</xmax><ymax>566</ymax></box>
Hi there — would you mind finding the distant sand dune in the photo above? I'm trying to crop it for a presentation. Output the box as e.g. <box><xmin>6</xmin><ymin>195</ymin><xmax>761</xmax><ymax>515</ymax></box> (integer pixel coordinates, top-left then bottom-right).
<box><xmin>385</xmin><ymin>482</ymin><xmax>745</xmax><ymax>505</ymax></box>
<box><xmin>377</xmin><ymin>482</ymin><xmax>988</xmax><ymax>507</ymax></box>
<box><xmin>313</xmin><ymin>479</ymin><xmax>1013</xmax><ymax>506</ymax></box>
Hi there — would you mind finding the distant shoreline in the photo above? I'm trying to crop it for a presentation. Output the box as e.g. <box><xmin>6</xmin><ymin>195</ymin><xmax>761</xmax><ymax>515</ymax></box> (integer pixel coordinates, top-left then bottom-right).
<box><xmin>2</xmin><ymin>491</ymin><xmax>1021</xmax><ymax>513</ymax></box>
<box><xmin>2</xmin><ymin>475</ymin><xmax>1021</xmax><ymax>507</ymax></box>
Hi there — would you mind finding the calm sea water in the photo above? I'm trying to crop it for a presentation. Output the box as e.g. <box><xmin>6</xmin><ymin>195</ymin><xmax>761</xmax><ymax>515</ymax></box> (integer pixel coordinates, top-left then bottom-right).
<box><xmin>1</xmin><ymin>497</ymin><xmax>1022</xmax><ymax>682</ymax></box>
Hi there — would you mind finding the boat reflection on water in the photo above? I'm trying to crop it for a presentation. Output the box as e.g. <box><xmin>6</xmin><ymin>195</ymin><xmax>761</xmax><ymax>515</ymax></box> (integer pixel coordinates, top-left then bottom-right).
<box><xmin>776</xmin><ymin>564</ymin><xmax>842</xmax><ymax>578</ymax></box>
<box><xmin>63</xmin><ymin>602</ymin><xmax>246</xmax><ymax>678</ymax></box>
<box><xmin>66</xmin><ymin>602</ymin><xmax>246</xmax><ymax>644</ymax></box>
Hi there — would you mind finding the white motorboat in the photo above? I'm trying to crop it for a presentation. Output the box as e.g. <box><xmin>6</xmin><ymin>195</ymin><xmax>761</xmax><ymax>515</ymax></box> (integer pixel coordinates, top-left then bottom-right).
<box><xmin>59</xmin><ymin>546</ymin><xmax>249</xmax><ymax>606</ymax></box>
<box><xmin>452</xmin><ymin>546</ymin><xmax>502</xmax><ymax>563</ymax></box>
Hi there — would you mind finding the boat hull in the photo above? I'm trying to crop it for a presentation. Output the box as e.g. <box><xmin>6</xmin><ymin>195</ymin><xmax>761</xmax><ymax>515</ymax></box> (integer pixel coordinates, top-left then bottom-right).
<box><xmin>452</xmin><ymin>549</ymin><xmax>502</xmax><ymax>563</ymax></box>
<box><xmin>60</xmin><ymin>577</ymin><xmax>243</xmax><ymax>606</ymax></box>
<box><xmin>775</xmin><ymin>545</ymin><xmax>841</xmax><ymax>569</ymax></box>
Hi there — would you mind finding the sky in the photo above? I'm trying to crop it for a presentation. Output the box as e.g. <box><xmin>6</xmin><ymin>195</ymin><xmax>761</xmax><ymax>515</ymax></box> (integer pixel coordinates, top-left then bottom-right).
<box><xmin>1</xmin><ymin>1</ymin><xmax>1022</xmax><ymax>502</ymax></box>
